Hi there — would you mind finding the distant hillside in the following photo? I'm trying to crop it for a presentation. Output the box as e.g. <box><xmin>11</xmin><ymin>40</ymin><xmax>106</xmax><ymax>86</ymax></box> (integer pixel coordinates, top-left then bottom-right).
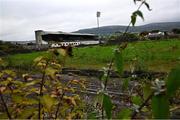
<box><xmin>75</xmin><ymin>22</ymin><xmax>180</xmax><ymax>35</ymax></box>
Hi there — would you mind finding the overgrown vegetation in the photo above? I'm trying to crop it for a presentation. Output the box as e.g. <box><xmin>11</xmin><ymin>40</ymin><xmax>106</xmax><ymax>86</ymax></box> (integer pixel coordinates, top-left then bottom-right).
<box><xmin>0</xmin><ymin>0</ymin><xmax>180</xmax><ymax>119</ymax></box>
<box><xmin>0</xmin><ymin>50</ymin><xmax>87</xmax><ymax>119</ymax></box>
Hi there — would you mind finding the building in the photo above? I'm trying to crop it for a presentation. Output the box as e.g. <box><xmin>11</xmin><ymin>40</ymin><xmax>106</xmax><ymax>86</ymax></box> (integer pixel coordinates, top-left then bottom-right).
<box><xmin>35</xmin><ymin>30</ymin><xmax>99</xmax><ymax>48</ymax></box>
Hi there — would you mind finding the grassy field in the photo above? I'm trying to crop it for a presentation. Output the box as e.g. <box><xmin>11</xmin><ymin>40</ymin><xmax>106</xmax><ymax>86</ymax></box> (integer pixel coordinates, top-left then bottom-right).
<box><xmin>4</xmin><ymin>39</ymin><xmax>180</xmax><ymax>72</ymax></box>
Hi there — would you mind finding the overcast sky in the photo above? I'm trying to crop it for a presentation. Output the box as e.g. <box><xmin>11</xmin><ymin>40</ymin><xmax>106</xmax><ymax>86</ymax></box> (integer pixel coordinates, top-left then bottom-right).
<box><xmin>0</xmin><ymin>0</ymin><xmax>180</xmax><ymax>41</ymax></box>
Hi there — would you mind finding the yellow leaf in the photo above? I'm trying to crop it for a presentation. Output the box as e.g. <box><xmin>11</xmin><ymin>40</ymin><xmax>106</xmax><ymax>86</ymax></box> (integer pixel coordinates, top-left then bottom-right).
<box><xmin>41</xmin><ymin>95</ymin><xmax>56</xmax><ymax>112</ymax></box>
<box><xmin>57</xmin><ymin>48</ymin><xmax>67</xmax><ymax>56</ymax></box>
<box><xmin>3</xmin><ymin>70</ymin><xmax>16</xmax><ymax>77</ymax></box>
<box><xmin>45</xmin><ymin>67</ymin><xmax>58</xmax><ymax>79</ymax></box>
<box><xmin>51</xmin><ymin>62</ymin><xmax>61</xmax><ymax>69</ymax></box>
<box><xmin>63</xmin><ymin>87</ymin><xmax>75</xmax><ymax>93</ymax></box>
<box><xmin>22</xmin><ymin>73</ymin><xmax>29</xmax><ymax>78</ymax></box>
<box><xmin>34</xmin><ymin>56</ymin><xmax>43</xmax><ymax>63</ymax></box>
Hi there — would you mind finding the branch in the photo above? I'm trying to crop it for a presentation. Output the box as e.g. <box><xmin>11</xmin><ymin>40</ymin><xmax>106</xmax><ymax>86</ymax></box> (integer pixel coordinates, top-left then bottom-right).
<box><xmin>131</xmin><ymin>92</ymin><xmax>153</xmax><ymax>118</ymax></box>
<box><xmin>54</xmin><ymin>92</ymin><xmax>65</xmax><ymax>119</ymax></box>
<box><xmin>100</xmin><ymin>1</ymin><xmax>147</xmax><ymax>119</ymax></box>
<box><xmin>0</xmin><ymin>91</ymin><xmax>12</xmax><ymax>119</ymax></box>
<box><xmin>54</xmin><ymin>81</ymin><xmax>70</xmax><ymax>119</ymax></box>
<box><xmin>38</xmin><ymin>60</ymin><xmax>49</xmax><ymax>119</ymax></box>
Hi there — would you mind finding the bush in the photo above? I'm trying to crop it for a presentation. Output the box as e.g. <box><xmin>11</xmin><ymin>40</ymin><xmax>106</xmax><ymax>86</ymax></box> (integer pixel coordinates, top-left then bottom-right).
<box><xmin>0</xmin><ymin>42</ymin><xmax>33</xmax><ymax>56</ymax></box>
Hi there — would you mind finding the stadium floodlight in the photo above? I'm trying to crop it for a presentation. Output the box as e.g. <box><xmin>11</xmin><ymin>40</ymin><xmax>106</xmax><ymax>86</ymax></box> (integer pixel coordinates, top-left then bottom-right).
<box><xmin>96</xmin><ymin>11</ymin><xmax>101</xmax><ymax>43</ymax></box>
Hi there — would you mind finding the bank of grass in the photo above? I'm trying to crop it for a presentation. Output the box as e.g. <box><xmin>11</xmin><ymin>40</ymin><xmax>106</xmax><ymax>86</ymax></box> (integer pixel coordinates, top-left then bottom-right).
<box><xmin>4</xmin><ymin>39</ymin><xmax>180</xmax><ymax>72</ymax></box>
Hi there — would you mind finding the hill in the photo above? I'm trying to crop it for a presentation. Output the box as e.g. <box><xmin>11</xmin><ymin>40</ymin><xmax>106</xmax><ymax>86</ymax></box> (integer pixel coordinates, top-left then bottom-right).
<box><xmin>75</xmin><ymin>22</ymin><xmax>180</xmax><ymax>35</ymax></box>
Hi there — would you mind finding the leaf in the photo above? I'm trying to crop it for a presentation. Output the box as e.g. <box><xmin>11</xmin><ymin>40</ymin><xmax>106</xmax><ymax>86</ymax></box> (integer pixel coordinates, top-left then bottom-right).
<box><xmin>34</xmin><ymin>56</ymin><xmax>43</xmax><ymax>63</ymax></box>
<box><xmin>3</xmin><ymin>70</ymin><xmax>16</xmax><ymax>77</ymax></box>
<box><xmin>131</xmin><ymin>14</ymin><xmax>137</xmax><ymax>26</ymax></box>
<box><xmin>57</xmin><ymin>48</ymin><xmax>67</xmax><ymax>56</ymax></box>
<box><xmin>133</xmin><ymin>0</ymin><xmax>141</xmax><ymax>4</ymax></box>
<box><xmin>143</xmin><ymin>83</ymin><xmax>152</xmax><ymax>100</ymax></box>
<box><xmin>51</xmin><ymin>63</ymin><xmax>61</xmax><ymax>69</ymax></box>
<box><xmin>18</xmin><ymin>108</ymin><xmax>36</xmax><ymax>119</ymax></box>
<box><xmin>63</xmin><ymin>96</ymin><xmax>77</xmax><ymax>106</ymax></box>
<box><xmin>25</xmin><ymin>80</ymin><xmax>39</xmax><ymax>87</ymax></box>
<box><xmin>144</xmin><ymin>1</ymin><xmax>152</xmax><ymax>11</ymax></box>
<box><xmin>117</xmin><ymin>108</ymin><xmax>132</xmax><ymax>119</ymax></box>
<box><xmin>114</xmin><ymin>49</ymin><xmax>123</xmax><ymax>75</ymax></box>
<box><xmin>166</xmin><ymin>66</ymin><xmax>180</xmax><ymax>97</ymax></box>
<box><xmin>131</xmin><ymin>96</ymin><xmax>142</xmax><ymax>105</ymax></box>
<box><xmin>45</xmin><ymin>67</ymin><xmax>58</xmax><ymax>79</ymax></box>
<box><xmin>0</xmin><ymin>58</ymin><xmax>7</xmax><ymax>67</ymax></box>
<box><xmin>41</xmin><ymin>95</ymin><xmax>56</xmax><ymax>112</ymax></box>
<box><xmin>0</xmin><ymin>113</ymin><xmax>8</xmax><ymax>119</ymax></box>
<box><xmin>142</xmin><ymin>107</ymin><xmax>149</xmax><ymax>112</ymax></box>
<box><xmin>94</xmin><ymin>92</ymin><xmax>104</xmax><ymax>106</ymax></box>
<box><xmin>131</xmin><ymin>10</ymin><xmax>144</xmax><ymax>26</ymax></box>
<box><xmin>12</xmin><ymin>80</ymin><xmax>23</xmax><ymax>86</ymax></box>
<box><xmin>134</xmin><ymin>10</ymin><xmax>144</xmax><ymax>20</ymax></box>
<box><xmin>133</xmin><ymin>0</ymin><xmax>136</xmax><ymax>4</ymax></box>
<box><xmin>25</xmin><ymin>98</ymin><xmax>39</xmax><ymax>105</ymax></box>
<box><xmin>87</xmin><ymin>111</ymin><xmax>97</xmax><ymax>119</ymax></box>
<box><xmin>0</xmin><ymin>58</ymin><xmax>3</xmax><ymax>64</ymax></box>
<box><xmin>103</xmin><ymin>94</ymin><xmax>112</xmax><ymax>119</ymax></box>
<box><xmin>122</xmin><ymin>78</ymin><xmax>129</xmax><ymax>91</ymax></box>
<box><xmin>12</xmin><ymin>94</ymin><xmax>38</xmax><ymax>105</ymax></box>
<box><xmin>12</xmin><ymin>95</ymin><xmax>23</xmax><ymax>103</ymax></box>
<box><xmin>152</xmin><ymin>94</ymin><xmax>169</xmax><ymax>119</ymax></box>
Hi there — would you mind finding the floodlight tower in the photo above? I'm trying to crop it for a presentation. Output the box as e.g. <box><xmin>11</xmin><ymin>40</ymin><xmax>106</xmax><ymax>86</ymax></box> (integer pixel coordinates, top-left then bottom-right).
<box><xmin>96</xmin><ymin>11</ymin><xmax>101</xmax><ymax>43</ymax></box>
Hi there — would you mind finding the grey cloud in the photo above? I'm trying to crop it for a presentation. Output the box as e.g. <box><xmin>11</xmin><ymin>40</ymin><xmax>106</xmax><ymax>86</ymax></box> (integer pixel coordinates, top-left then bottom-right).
<box><xmin>0</xmin><ymin>0</ymin><xmax>180</xmax><ymax>41</ymax></box>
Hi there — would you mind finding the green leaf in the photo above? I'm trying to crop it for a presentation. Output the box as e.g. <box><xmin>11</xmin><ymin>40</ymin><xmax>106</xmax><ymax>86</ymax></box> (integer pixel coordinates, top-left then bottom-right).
<box><xmin>0</xmin><ymin>113</ymin><xmax>8</xmax><ymax>119</ymax></box>
<box><xmin>131</xmin><ymin>10</ymin><xmax>144</xmax><ymax>26</ymax></box>
<box><xmin>0</xmin><ymin>80</ymin><xmax>10</xmax><ymax>86</ymax></box>
<box><xmin>131</xmin><ymin>14</ymin><xmax>137</xmax><ymax>26</ymax></box>
<box><xmin>122</xmin><ymin>78</ymin><xmax>129</xmax><ymax>91</ymax></box>
<box><xmin>131</xmin><ymin>96</ymin><xmax>142</xmax><ymax>105</ymax></box>
<box><xmin>117</xmin><ymin>108</ymin><xmax>132</xmax><ymax>119</ymax></box>
<box><xmin>87</xmin><ymin>111</ymin><xmax>97</xmax><ymax>119</ymax></box>
<box><xmin>143</xmin><ymin>83</ymin><xmax>152</xmax><ymax>100</ymax></box>
<box><xmin>134</xmin><ymin>10</ymin><xmax>144</xmax><ymax>20</ymax></box>
<box><xmin>12</xmin><ymin>80</ymin><xmax>23</xmax><ymax>86</ymax></box>
<box><xmin>144</xmin><ymin>1</ymin><xmax>152</xmax><ymax>11</ymax></box>
<box><xmin>114</xmin><ymin>50</ymin><xmax>123</xmax><ymax>75</ymax></box>
<box><xmin>166</xmin><ymin>66</ymin><xmax>180</xmax><ymax>97</ymax></box>
<box><xmin>152</xmin><ymin>94</ymin><xmax>169</xmax><ymax>119</ymax></box>
<box><xmin>0</xmin><ymin>58</ymin><xmax>8</xmax><ymax>67</ymax></box>
<box><xmin>103</xmin><ymin>94</ymin><xmax>112</xmax><ymax>119</ymax></box>
<box><xmin>12</xmin><ymin>95</ymin><xmax>23</xmax><ymax>103</ymax></box>
<box><xmin>25</xmin><ymin>98</ymin><xmax>39</xmax><ymax>105</ymax></box>
<box><xmin>18</xmin><ymin>108</ymin><xmax>36</xmax><ymax>119</ymax></box>
<box><xmin>94</xmin><ymin>92</ymin><xmax>104</xmax><ymax>106</ymax></box>
<box><xmin>12</xmin><ymin>95</ymin><xmax>38</xmax><ymax>105</ymax></box>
